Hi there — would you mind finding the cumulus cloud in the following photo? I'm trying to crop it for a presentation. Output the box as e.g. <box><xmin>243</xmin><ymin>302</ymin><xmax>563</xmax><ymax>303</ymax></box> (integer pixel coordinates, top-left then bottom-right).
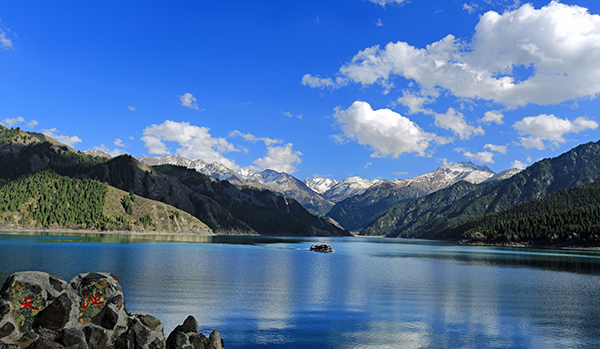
<box><xmin>333</xmin><ymin>101</ymin><xmax>440</xmax><ymax>158</ymax></box>
<box><xmin>253</xmin><ymin>143</ymin><xmax>302</xmax><ymax>174</ymax></box>
<box><xmin>429</xmin><ymin>107</ymin><xmax>485</xmax><ymax>140</ymax></box>
<box><xmin>511</xmin><ymin>160</ymin><xmax>527</xmax><ymax>169</ymax></box>
<box><xmin>228</xmin><ymin>130</ymin><xmax>282</xmax><ymax>146</ymax></box>
<box><xmin>479</xmin><ymin>110</ymin><xmax>504</xmax><ymax>125</ymax></box>
<box><xmin>94</xmin><ymin>144</ymin><xmax>124</xmax><ymax>157</ymax></box>
<box><xmin>467</xmin><ymin>151</ymin><xmax>495</xmax><ymax>163</ymax></box>
<box><xmin>455</xmin><ymin>147</ymin><xmax>495</xmax><ymax>164</ymax></box>
<box><xmin>141</xmin><ymin>120</ymin><xmax>240</xmax><ymax>169</ymax></box>
<box><xmin>179</xmin><ymin>92</ymin><xmax>200</xmax><ymax>110</ymax></box>
<box><xmin>484</xmin><ymin>143</ymin><xmax>507</xmax><ymax>154</ymax></box>
<box><xmin>41</xmin><ymin>128</ymin><xmax>82</xmax><ymax>147</ymax></box>
<box><xmin>301</xmin><ymin>74</ymin><xmax>347</xmax><ymax>89</ymax></box>
<box><xmin>127</xmin><ymin>105</ymin><xmax>136</xmax><ymax>111</ymax></box>
<box><xmin>26</xmin><ymin>120</ymin><xmax>38</xmax><ymax>128</ymax></box>
<box><xmin>512</xmin><ymin>114</ymin><xmax>599</xmax><ymax>150</ymax></box>
<box><xmin>306</xmin><ymin>2</ymin><xmax>600</xmax><ymax>107</ymax></box>
<box><xmin>396</xmin><ymin>90</ymin><xmax>437</xmax><ymax>114</ymax></box>
<box><xmin>114</xmin><ymin>138</ymin><xmax>126</xmax><ymax>148</ymax></box>
<box><xmin>1</xmin><ymin>116</ymin><xmax>24</xmax><ymax>127</ymax></box>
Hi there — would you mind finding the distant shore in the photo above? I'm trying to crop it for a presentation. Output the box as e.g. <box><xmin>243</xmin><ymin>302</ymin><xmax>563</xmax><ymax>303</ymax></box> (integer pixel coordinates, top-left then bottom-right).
<box><xmin>0</xmin><ymin>226</ymin><xmax>227</xmax><ymax>243</ymax></box>
<box><xmin>460</xmin><ymin>238</ymin><xmax>600</xmax><ymax>251</ymax></box>
<box><xmin>2</xmin><ymin>227</ymin><xmax>600</xmax><ymax>251</ymax></box>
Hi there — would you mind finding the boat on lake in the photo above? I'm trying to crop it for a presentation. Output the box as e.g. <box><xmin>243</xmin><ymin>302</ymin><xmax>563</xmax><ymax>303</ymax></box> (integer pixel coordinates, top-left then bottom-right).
<box><xmin>310</xmin><ymin>242</ymin><xmax>334</xmax><ymax>253</ymax></box>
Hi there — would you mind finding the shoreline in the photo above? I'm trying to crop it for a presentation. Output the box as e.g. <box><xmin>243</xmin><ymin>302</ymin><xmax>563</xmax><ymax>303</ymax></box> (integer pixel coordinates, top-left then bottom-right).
<box><xmin>459</xmin><ymin>239</ymin><xmax>600</xmax><ymax>251</ymax></box>
<box><xmin>1</xmin><ymin>227</ymin><xmax>600</xmax><ymax>251</ymax></box>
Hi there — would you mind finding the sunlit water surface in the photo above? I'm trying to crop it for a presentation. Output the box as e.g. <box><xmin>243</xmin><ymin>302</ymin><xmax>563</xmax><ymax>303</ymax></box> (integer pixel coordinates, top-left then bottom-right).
<box><xmin>1</xmin><ymin>232</ymin><xmax>599</xmax><ymax>348</ymax></box>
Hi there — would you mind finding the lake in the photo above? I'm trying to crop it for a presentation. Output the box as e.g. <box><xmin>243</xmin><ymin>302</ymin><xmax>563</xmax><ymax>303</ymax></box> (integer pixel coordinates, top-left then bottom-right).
<box><xmin>1</xmin><ymin>232</ymin><xmax>599</xmax><ymax>348</ymax></box>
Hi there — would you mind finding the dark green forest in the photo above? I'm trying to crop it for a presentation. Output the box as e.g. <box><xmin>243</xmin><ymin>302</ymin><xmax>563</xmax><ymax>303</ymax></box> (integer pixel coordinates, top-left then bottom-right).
<box><xmin>436</xmin><ymin>181</ymin><xmax>600</xmax><ymax>244</ymax></box>
<box><xmin>0</xmin><ymin>170</ymin><xmax>109</xmax><ymax>229</ymax></box>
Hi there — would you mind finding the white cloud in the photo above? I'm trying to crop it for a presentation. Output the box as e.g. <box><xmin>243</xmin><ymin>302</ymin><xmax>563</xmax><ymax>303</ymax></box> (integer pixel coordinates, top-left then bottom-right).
<box><xmin>1</xmin><ymin>116</ymin><xmax>24</xmax><ymax>127</ymax></box>
<box><xmin>429</xmin><ymin>107</ymin><xmax>485</xmax><ymax>140</ymax></box>
<box><xmin>511</xmin><ymin>160</ymin><xmax>527</xmax><ymax>169</ymax></box>
<box><xmin>463</xmin><ymin>3</ymin><xmax>478</xmax><ymax>14</ymax></box>
<box><xmin>484</xmin><ymin>143</ymin><xmax>507</xmax><ymax>154</ymax></box>
<box><xmin>41</xmin><ymin>128</ymin><xmax>82</xmax><ymax>147</ymax></box>
<box><xmin>114</xmin><ymin>138</ymin><xmax>126</xmax><ymax>148</ymax></box>
<box><xmin>368</xmin><ymin>0</ymin><xmax>409</xmax><ymax>7</ymax></box>
<box><xmin>228</xmin><ymin>130</ymin><xmax>282</xmax><ymax>146</ymax></box>
<box><xmin>94</xmin><ymin>144</ymin><xmax>124</xmax><ymax>157</ymax></box>
<box><xmin>455</xmin><ymin>148</ymin><xmax>495</xmax><ymax>163</ymax></box>
<box><xmin>301</xmin><ymin>74</ymin><xmax>347</xmax><ymax>89</ymax></box>
<box><xmin>396</xmin><ymin>90</ymin><xmax>437</xmax><ymax>114</ymax></box>
<box><xmin>141</xmin><ymin>120</ymin><xmax>240</xmax><ymax>169</ymax></box>
<box><xmin>479</xmin><ymin>110</ymin><xmax>504</xmax><ymax>125</ymax></box>
<box><xmin>178</xmin><ymin>92</ymin><xmax>200</xmax><ymax>110</ymax></box>
<box><xmin>26</xmin><ymin>120</ymin><xmax>38</xmax><ymax>128</ymax></box>
<box><xmin>253</xmin><ymin>143</ymin><xmax>302</xmax><ymax>174</ymax></box>
<box><xmin>333</xmin><ymin>101</ymin><xmax>440</xmax><ymax>158</ymax></box>
<box><xmin>512</xmin><ymin>114</ymin><xmax>599</xmax><ymax>150</ymax></box>
<box><xmin>307</xmin><ymin>2</ymin><xmax>600</xmax><ymax>107</ymax></box>
<box><xmin>282</xmin><ymin>111</ymin><xmax>302</xmax><ymax>119</ymax></box>
<box><xmin>376</xmin><ymin>19</ymin><xmax>383</xmax><ymax>27</ymax></box>
<box><xmin>127</xmin><ymin>105</ymin><xmax>136</xmax><ymax>112</ymax></box>
<box><xmin>0</xmin><ymin>31</ymin><xmax>13</xmax><ymax>50</ymax></box>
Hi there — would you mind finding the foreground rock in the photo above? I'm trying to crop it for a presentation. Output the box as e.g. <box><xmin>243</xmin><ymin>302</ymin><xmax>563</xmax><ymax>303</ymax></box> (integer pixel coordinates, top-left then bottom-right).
<box><xmin>0</xmin><ymin>271</ymin><xmax>223</xmax><ymax>348</ymax></box>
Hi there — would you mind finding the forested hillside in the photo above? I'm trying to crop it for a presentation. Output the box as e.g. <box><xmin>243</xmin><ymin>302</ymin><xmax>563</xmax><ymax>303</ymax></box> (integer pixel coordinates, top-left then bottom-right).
<box><xmin>0</xmin><ymin>169</ymin><xmax>210</xmax><ymax>233</ymax></box>
<box><xmin>435</xmin><ymin>181</ymin><xmax>600</xmax><ymax>245</ymax></box>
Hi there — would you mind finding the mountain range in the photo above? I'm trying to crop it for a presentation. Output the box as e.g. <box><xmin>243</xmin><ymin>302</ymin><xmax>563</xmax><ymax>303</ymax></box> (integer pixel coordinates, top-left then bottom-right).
<box><xmin>131</xmin><ymin>153</ymin><xmax>521</xmax><ymax>222</ymax></box>
<box><xmin>0</xmin><ymin>126</ymin><xmax>348</xmax><ymax>237</ymax></box>
<box><xmin>362</xmin><ymin>140</ymin><xmax>600</xmax><ymax>243</ymax></box>
<box><xmin>5</xmin><ymin>125</ymin><xmax>600</xmax><ymax>246</ymax></box>
<box><xmin>133</xmin><ymin>153</ymin><xmax>522</xmax><ymax>231</ymax></box>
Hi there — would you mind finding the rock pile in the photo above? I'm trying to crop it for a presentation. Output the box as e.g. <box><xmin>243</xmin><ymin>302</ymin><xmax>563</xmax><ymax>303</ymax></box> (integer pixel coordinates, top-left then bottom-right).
<box><xmin>0</xmin><ymin>271</ymin><xmax>224</xmax><ymax>349</ymax></box>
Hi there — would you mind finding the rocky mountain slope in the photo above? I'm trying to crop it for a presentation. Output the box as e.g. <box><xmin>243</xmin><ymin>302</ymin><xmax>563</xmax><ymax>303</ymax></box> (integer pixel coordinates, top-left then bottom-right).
<box><xmin>362</xmin><ymin>140</ymin><xmax>600</xmax><ymax>239</ymax></box>
<box><xmin>326</xmin><ymin>162</ymin><xmax>502</xmax><ymax>231</ymax></box>
<box><xmin>137</xmin><ymin>155</ymin><xmax>338</xmax><ymax>216</ymax></box>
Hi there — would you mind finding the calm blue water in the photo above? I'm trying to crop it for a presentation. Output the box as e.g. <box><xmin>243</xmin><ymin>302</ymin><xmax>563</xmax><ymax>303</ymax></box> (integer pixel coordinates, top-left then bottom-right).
<box><xmin>1</xmin><ymin>233</ymin><xmax>600</xmax><ymax>348</ymax></box>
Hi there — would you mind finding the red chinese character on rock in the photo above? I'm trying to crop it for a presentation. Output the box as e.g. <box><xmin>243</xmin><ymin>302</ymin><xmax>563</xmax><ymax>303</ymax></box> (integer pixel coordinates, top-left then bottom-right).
<box><xmin>82</xmin><ymin>294</ymin><xmax>104</xmax><ymax>310</ymax></box>
<box><xmin>19</xmin><ymin>296</ymin><xmax>39</xmax><ymax>312</ymax></box>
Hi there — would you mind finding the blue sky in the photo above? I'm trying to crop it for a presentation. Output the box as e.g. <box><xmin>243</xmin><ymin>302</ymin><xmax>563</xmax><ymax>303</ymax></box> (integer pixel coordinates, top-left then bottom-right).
<box><xmin>2</xmin><ymin>0</ymin><xmax>600</xmax><ymax>182</ymax></box>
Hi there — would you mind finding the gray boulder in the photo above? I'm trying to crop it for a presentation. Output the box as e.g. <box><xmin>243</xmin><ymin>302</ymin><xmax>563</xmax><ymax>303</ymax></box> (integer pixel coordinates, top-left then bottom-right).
<box><xmin>166</xmin><ymin>316</ymin><xmax>223</xmax><ymax>349</ymax></box>
<box><xmin>0</xmin><ymin>271</ymin><xmax>222</xmax><ymax>348</ymax></box>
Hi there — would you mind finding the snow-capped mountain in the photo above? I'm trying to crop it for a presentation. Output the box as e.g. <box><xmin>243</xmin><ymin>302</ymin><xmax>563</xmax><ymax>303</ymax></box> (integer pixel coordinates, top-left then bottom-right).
<box><xmin>326</xmin><ymin>162</ymin><xmax>503</xmax><ymax>231</ymax></box>
<box><xmin>485</xmin><ymin>168</ymin><xmax>523</xmax><ymax>182</ymax></box>
<box><xmin>323</xmin><ymin>177</ymin><xmax>378</xmax><ymax>203</ymax></box>
<box><xmin>392</xmin><ymin>162</ymin><xmax>495</xmax><ymax>191</ymax></box>
<box><xmin>83</xmin><ymin>149</ymin><xmax>113</xmax><ymax>158</ymax></box>
<box><xmin>305</xmin><ymin>177</ymin><xmax>339</xmax><ymax>195</ymax></box>
<box><xmin>137</xmin><ymin>155</ymin><xmax>244</xmax><ymax>184</ymax></box>
<box><xmin>133</xmin><ymin>154</ymin><xmax>521</xmax><ymax>221</ymax></box>
<box><xmin>304</xmin><ymin>176</ymin><xmax>378</xmax><ymax>202</ymax></box>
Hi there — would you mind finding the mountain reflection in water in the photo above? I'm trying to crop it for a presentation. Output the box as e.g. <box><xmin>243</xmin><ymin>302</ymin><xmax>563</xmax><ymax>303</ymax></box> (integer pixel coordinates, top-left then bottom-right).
<box><xmin>1</xmin><ymin>232</ymin><xmax>599</xmax><ymax>348</ymax></box>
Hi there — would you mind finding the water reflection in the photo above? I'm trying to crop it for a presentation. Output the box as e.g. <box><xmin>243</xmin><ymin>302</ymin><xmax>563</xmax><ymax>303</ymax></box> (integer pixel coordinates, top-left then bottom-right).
<box><xmin>1</xmin><ymin>232</ymin><xmax>600</xmax><ymax>348</ymax></box>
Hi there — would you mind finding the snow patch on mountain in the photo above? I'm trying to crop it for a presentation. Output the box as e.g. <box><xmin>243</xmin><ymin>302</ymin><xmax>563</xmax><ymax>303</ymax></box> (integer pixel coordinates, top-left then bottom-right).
<box><xmin>305</xmin><ymin>177</ymin><xmax>339</xmax><ymax>195</ymax></box>
<box><xmin>392</xmin><ymin>162</ymin><xmax>495</xmax><ymax>190</ymax></box>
